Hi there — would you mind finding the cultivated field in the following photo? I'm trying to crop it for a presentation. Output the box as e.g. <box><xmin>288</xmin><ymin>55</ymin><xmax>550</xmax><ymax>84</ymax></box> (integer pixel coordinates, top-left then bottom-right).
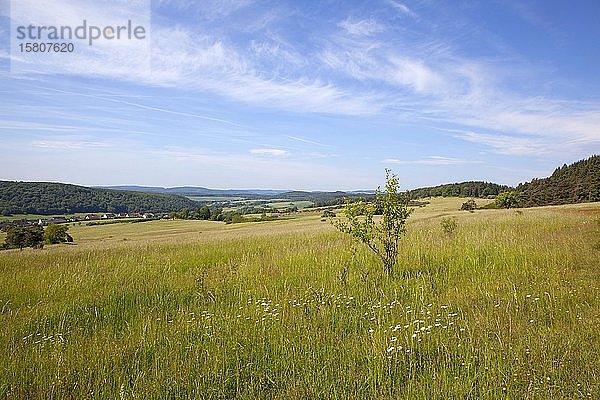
<box><xmin>0</xmin><ymin>199</ymin><xmax>598</xmax><ymax>399</ymax></box>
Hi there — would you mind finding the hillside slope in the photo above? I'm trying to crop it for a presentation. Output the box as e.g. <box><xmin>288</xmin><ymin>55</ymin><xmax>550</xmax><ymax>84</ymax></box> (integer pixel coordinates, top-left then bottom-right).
<box><xmin>516</xmin><ymin>155</ymin><xmax>600</xmax><ymax>206</ymax></box>
<box><xmin>408</xmin><ymin>181</ymin><xmax>512</xmax><ymax>199</ymax></box>
<box><xmin>0</xmin><ymin>181</ymin><xmax>199</xmax><ymax>215</ymax></box>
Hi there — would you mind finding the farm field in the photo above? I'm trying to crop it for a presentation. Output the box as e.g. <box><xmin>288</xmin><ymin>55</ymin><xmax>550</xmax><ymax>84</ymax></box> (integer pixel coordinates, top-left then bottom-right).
<box><xmin>0</xmin><ymin>199</ymin><xmax>598</xmax><ymax>398</ymax></box>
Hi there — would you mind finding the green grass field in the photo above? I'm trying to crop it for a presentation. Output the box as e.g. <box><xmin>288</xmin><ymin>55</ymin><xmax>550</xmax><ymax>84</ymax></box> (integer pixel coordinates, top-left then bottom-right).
<box><xmin>265</xmin><ymin>201</ymin><xmax>315</xmax><ymax>210</ymax></box>
<box><xmin>1</xmin><ymin>199</ymin><xmax>598</xmax><ymax>398</ymax></box>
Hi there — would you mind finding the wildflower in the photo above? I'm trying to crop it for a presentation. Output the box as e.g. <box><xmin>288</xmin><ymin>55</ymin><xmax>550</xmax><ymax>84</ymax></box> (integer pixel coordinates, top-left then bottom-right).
<box><xmin>390</xmin><ymin>336</ymin><xmax>397</xmax><ymax>342</ymax></box>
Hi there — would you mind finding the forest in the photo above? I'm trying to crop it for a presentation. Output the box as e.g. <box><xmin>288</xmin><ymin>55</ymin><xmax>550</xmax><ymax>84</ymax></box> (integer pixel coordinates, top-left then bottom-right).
<box><xmin>407</xmin><ymin>181</ymin><xmax>511</xmax><ymax>199</ymax></box>
<box><xmin>0</xmin><ymin>181</ymin><xmax>199</xmax><ymax>215</ymax></box>
<box><xmin>516</xmin><ymin>155</ymin><xmax>600</xmax><ymax>206</ymax></box>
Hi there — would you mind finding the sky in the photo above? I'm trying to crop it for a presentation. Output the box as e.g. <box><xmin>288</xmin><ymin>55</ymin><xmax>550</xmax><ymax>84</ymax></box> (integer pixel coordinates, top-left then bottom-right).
<box><xmin>1</xmin><ymin>0</ymin><xmax>599</xmax><ymax>191</ymax></box>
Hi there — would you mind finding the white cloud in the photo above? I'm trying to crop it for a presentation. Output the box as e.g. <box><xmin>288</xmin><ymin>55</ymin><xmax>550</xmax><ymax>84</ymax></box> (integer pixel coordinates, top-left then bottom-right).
<box><xmin>6</xmin><ymin>0</ymin><xmax>600</xmax><ymax>161</ymax></box>
<box><xmin>32</xmin><ymin>139</ymin><xmax>110</xmax><ymax>150</ymax></box>
<box><xmin>382</xmin><ymin>156</ymin><xmax>482</xmax><ymax>165</ymax></box>
<box><xmin>338</xmin><ymin>17</ymin><xmax>384</xmax><ymax>37</ymax></box>
<box><xmin>451</xmin><ymin>131</ymin><xmax>558</xmax><ymax>156</ymax></box>
<box><xmin>386</xmin><ymin>56</ymin><xmax>445</xmax><ymax>93</ymax></box>
<box><xmin>250</xmin><ymin>39</ymin><xmax>306</xmax><ymax>66</ymax></box>
<box><xmin>287</xmin><ymin>135</ymin><xmax>329</xmax><ymax>147</ymax></box>
<box><xmin>250</xmin><ymin>148</ymin><xmax>289</xmax><ymax>157</ymax></box>
<box><xmin>386</xmin><ymin>1</ymin><xmax>418</xmax><ymax>19</ymax></box>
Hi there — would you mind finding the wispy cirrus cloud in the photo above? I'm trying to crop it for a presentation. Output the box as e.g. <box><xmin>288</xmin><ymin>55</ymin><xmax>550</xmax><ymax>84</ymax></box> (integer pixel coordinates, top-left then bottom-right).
<box><xmin>4</xmin><ymin>0</ymin><xmax>600</xmax><ymax>173</ymax></box>
<box><xmin>287</xmin><ymin>135</ymin><xmax>329</xmax><ymax>147</ymax></box>
<box><xmin>250</xmin><ymin>148</ymin><xmax>289</xmax><ymax>157</ymax></box>
<box><xmin>382</xmin><ymin>156</ymin><xmax>482</xmax><ymax>166</ymax></box>
<box><xmin>385</xmin><ymin>0</ymin><xmax>418</xmax><ymax>20</ymax></box>
<box><xmin>32</xmin><ymin>139</ymin><xmax>111</xmax><ymax>150</ymax></box>
<box><xmin>338</xmin><ymin>17</ymin><xmax>384</xmax><ymax>37</ymax></box>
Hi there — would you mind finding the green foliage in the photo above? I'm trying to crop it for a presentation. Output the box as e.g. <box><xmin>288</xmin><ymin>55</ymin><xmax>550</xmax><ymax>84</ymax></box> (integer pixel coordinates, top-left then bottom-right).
<box><xmin>409</xmin><ymin>181</ymin><xmax>511</xmax><ymax>199</ymax></box>
<box><xmin>196</xmin><ymin>206</ymin><xmax>211</xmax><ymax>220</ymax></box>
<box><xmin>0</xmin><ymin>181</ymin><xmax>199</xmax><ymax>215</ymax></box>
<box><xmin>321</xmin><ymin>210</ymin><xmax>336</xmax><ymax>218</ymax></box>
<box><xmin>334</xmin><ymin>169</ymin><xmax>411</xmax><ymax>276</ymax></box>
<box><xmin>516</xmin><ymin>155</ymin><xmax>600</xmax><ymax>206</ymax></box>
<box><xmin>228</xmin><ymin>213</ymin><xmax>244</xmax><ymax>224</ymax></box>
<box><xmin>2</xmin><ymin>225</ymin><xmax>44</xmax><ymax>249</ymax></box>
<box><xmin>44</xmin><ymin>224</ymin><xmax>71</xmax><ymax>244</ymax></box>
<box><xmin>495</xmin><ymin>191</ymin><xmax>520</xmax><ymax>209</ymax></box>
<box><xmin>179</xmin><ymin>208</ymin><xmax>190</xmax><ymax>219</ymax></box>
<box><xmin>440</xmin><ymin>217</ymin><xmax>458</xmax><ymax>236</ymax></box>
<box><xmin>460</xmin><ymin>199</ymin><xmax>477</xmax><ymax>211</ymax></box>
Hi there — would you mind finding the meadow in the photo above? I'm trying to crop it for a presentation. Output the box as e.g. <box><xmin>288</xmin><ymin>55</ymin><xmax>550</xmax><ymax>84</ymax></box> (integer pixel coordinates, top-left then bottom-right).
<box><xmin>0</xmin><ymin>198</ymin><xmax>598</xmax><ymax>399</ymax></box>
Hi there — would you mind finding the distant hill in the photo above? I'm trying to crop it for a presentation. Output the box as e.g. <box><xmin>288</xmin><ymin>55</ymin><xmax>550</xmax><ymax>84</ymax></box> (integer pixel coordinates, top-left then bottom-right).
<box><xmin>408</xmin><ymin>181</ymin><xmax>512</xmax><ymax>199</ymax></box>
<box><xmin>4</xmin><ymin>156</ymin><xmax>597</xmax><ymax>215</ymax></box>
<box><xmin>0</xmin><ymin>181</ymin><xmax>199</xmax><ymax>215</ymax></box>
<box><xmin>516</xmin><ymin>155</ymin><xmax>600</xmax><ymax>207</ymax></box>
<box><xmin>99</xmin><ymin>185</ymin><xmax>287</xmax><ymax>197</ymax></box>
<box><xmin>101</xmin><ymin>186</ymin><xmax>373</xmax><ymax>205</ymax></box>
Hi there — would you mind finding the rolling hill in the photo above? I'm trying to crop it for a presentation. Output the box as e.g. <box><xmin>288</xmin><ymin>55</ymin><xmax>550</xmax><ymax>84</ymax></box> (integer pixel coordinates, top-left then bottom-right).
<box><xmin>2</xmin><ymin>155</ymin><xmax>598</xmax><ymax>215</ymax></box>
<box><xmin>0</xmin><ymin>181</ymin><xmax>199</xmax><ymax>215</ymax></box>
<box><xmin>516</xmin><ymin>155</ymin><xmax>600</xmax><ymax>206</ymax></box>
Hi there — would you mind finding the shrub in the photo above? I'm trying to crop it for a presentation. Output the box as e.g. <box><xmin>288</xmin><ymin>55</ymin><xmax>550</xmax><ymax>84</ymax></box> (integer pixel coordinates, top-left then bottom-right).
<box><xmin>440</xmin><ymin>217</ymin><xmax>458</xmax><ymax>236</ymax></box>
<box><xmin>461</xmin><ymin>199</ymin><xmax>477</xmax><ymax>211</ymax></box>
<box><xmin>321</xmin><ymin>210</ymin><xmax>336</xmax><ymax>218</ymax></box>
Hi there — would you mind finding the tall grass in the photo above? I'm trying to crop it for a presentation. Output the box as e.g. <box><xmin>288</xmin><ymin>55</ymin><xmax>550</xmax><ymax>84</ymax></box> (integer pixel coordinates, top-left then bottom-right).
<box><xmin>0</xmin><ymin>203</ymin><xmax>598</xmax><ymax>398</ymax></box>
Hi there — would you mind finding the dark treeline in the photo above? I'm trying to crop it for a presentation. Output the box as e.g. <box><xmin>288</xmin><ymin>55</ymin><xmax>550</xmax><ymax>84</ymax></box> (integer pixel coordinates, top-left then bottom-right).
<box><xmin>516</xmin><ymin>155</ymin><xmax>600</xmax><ymax>207</ymax></box>
<box><xmin>0</xmin><ymin>181</ymin><xmax>199</xmax><ymax>215</ymax></box>
<box><xmin>408</xmin><ymin>181</ymin><xmax>512</xmax><ymax>199</ymax></box>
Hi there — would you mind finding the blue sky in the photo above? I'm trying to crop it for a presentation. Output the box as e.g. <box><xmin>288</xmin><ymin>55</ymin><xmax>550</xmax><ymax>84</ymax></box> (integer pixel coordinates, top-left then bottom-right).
<box><xmin>1</xmin><ymin>0</ymin><xmax>599</xmax><ymax>190</ymax></box>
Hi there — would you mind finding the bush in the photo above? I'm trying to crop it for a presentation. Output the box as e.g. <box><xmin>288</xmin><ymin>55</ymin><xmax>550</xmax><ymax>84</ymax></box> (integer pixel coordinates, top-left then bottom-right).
<box><xmin>461</xmin><ymin>199</ymin><xmax>477</xmax><ymax>211</ymax></box>
<box><xmin>321</xmin><ymin>210</ymin><xmax>336</xmax><ymax>218</ymax></box>
<box><xmin>440</xmin><ymin>217</ymin><xmax>458</xmax><ymax>236</ymax></box>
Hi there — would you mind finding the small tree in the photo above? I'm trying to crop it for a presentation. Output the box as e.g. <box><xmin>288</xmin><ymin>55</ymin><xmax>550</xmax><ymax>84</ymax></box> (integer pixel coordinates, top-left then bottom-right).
<box><xmin>179</xmin><ymin>208</ymin><xmax>190</xmax><ymax>219</ymax></box>
<box><xmin>198</xmin><ymin>206</ymin><xmax>211</xmax><ymax>220</ymax></box>
<box><xmin>495</xmin><ymin>191</ymin><xmax>520</xmax><ymax>209</ymax></box>
<box><xmin>44</xmin><ymin>224</ymin><xmax>71</xmax><ymax>244</ymax></box>
<box><xmin>333</xmin><ymin>169</ymin><xmax>411</xmax><ymax>276</ymax></box>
